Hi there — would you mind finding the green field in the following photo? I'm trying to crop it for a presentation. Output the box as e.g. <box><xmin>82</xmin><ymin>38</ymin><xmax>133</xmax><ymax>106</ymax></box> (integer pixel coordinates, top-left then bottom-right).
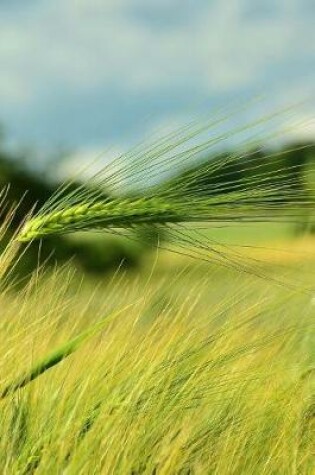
<box><xmin>0</xmin><ymin>228</ymin><xmax>314</xmax><ymax>474</ymax></box>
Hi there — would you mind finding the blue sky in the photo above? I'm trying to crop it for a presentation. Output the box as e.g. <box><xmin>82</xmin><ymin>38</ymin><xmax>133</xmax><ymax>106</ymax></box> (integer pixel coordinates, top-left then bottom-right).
<box><xmin>0</xmin><ymin>0</ymin><xmax>314</xmax><ymax>165</ymax></box>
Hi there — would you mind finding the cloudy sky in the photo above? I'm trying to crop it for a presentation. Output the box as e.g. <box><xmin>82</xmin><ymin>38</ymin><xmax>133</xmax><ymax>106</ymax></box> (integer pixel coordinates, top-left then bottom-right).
<box><xmin>0</xmin><ymin>0</ymin><xmax>314</xmax><ymax>164</ymax></box>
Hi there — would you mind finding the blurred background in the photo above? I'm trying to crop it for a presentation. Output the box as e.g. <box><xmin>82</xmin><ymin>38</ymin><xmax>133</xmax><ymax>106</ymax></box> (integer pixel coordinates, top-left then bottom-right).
<box><xmin>0</xmin><ymin>0</ymin><xmax>314</xmax><ymax>280</ymax></box>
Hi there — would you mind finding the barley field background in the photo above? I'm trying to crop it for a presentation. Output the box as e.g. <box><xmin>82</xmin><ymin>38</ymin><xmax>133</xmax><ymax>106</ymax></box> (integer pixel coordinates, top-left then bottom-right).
<box><xmin>0</xmin><ymin>182</ymin><xmax>314</xmax><ymax>473</ymax></box>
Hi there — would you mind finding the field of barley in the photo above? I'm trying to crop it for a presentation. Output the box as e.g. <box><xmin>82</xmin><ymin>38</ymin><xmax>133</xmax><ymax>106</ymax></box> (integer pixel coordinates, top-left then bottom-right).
<box><xmin>0</xmin><ymin>220</ymin><xmax>314</xmax><ymax>473</ymax></box>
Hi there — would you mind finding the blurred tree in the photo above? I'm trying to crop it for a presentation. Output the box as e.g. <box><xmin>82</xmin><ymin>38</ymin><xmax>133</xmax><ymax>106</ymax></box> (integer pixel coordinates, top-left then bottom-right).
<box><xmin>0</xmin><ymin>144</ymin><xmax>143</xmax><ymax>282</ymax></box>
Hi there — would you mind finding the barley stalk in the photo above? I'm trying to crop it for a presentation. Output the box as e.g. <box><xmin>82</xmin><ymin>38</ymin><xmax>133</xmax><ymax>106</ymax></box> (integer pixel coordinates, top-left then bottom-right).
<box><xmin>0</xmin><ymin>304</ymin><xmax>131</xmax><ymax>398</ymax></box>
<box><xmin>18</xmin><ymin>187</ymin><xmax>312</xmax><ymax>243</ymax></box>
<box><xmin>15</xmin><ymin>109</ymin><xmax>315</xmax><ymax>286</ymax></box>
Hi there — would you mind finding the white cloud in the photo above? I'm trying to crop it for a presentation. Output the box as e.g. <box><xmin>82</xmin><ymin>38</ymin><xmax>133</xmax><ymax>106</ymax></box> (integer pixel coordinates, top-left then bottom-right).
<box><xmin>0</xmin><ymin>0</ymin><xmax>313</xmax><ymax>100</ymax></box>
<box><xmin>58</xmin><ymin>145</ymin><xmax>125</xmax><ymax>181</ymax></box>
<box><xmin>0</xmin><ymin>0</ymin><xmax>313</xmax><ymax>149</ymax></box>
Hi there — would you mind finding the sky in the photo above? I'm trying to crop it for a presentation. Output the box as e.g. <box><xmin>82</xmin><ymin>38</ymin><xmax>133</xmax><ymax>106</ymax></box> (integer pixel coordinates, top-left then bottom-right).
<box><xmin>0</xmin><ymin>0</ymin><xmax>314</xmax><ymax>167</ymax></box>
